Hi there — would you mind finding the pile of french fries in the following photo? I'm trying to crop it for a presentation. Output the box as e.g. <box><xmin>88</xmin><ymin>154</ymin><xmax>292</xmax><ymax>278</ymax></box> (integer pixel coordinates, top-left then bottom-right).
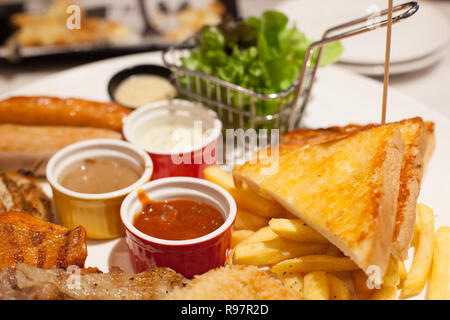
<box><xmin>205</xmin><ymin>166</ymin><xmax>450</xmax><ymax>300</ymax></box>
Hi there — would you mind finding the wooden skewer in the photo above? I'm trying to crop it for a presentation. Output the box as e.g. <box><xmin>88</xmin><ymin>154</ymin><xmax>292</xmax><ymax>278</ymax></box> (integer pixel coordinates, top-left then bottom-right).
<box><xmin>381</xmin><ymin>0</ymin><xmax>394</xmax><ymax>124</ymax></box>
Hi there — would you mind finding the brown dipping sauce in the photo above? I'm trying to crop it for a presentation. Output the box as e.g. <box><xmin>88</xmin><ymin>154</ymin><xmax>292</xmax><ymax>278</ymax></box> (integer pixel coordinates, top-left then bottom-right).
<box><xmin>60</xmin><ymin>158</ymin><xmax>141</xmax><ymax>194</ymax></box>
<box><xmin>133</xmin><ymin>190</ymin><xmax>225</xmax><ymax>241</ymax></box>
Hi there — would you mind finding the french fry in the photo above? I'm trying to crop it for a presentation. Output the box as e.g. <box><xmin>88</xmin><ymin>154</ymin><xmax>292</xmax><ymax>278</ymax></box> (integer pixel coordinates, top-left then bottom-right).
<box><xmin>370</xmin><ymin>286</ymin><xmax>398</xmax><ymax>300</ymax></box>
<box><xmin>204</xmin><ymin>165</ymin><xmax>235</xmax><ymax>189</ymax></box>
<box><xmin>401</xmin><ymin>203</ymin><xmax>434</xmax><ymax>298</ymax></box>
<box><xmin>240</xmin><ymin>226</ymin><xmax>278</xmax><ymax>244</ymax></box>
<box><xmin>352</xmin><ymin>269</ymin><xmax>373</xmax><ymax>300</ymax></box>
<box><xmin>204</xmin><ymin>166</ymin><xmax>284</xmax><ymax>217</ymax></box>
<box><xmin>324</xmin><ymin>245</ymin><xmax>343</xmax><ymax>257</ymax></box>
<box><xmin>226</xmin><ymin>249</ymin><xmax>234</xmax><ymax>265</ymax></box>
<box><xmin>428</xmin><ymin>226</ymin><xmax>450</xmax><ymax>300</ymax></box>
<box><xmin>383</xmin><ymin>257</ymin><xmax>400</xmax><ymax>287</ymax></box>
<box><xmin>233</xmin><ymin>238</ymin><xmax>329</xmax><ymax>266</ymax></box>
<box><xmin>234</xmin><ymin>209</ymin><xmax>269</xmax><ymax>231</ymax></box>
<box><xmin>271</xmin><ymin>255</ymin><xmax>359</xmax><ymax>274</ymax></box>
<box><xmin>281</xmin><ymin>273</ymin><xmax>304</xmax><ymax>294</ymax></box>
<box><xmin>231</xmin><ymin>230</ymin><xmax>254</xmax><ymax>249</ymax></box>
<box><xmin>232</xmin><ymin>189</ymin><xmax>284</xmax><ymax>218</ymax></box>
<box><xmin>327</xmin><ymin>274</ymin><xmax>350</xmax><ymax>300</ymax></box>
<box><xmin>398</xmin><ymin>260</ymin><xmax>407</xmax><ymax>282</ymax></box>
<box><xmin>269</xmin><ymin>218</ymin><xmax>329</xmax><ymax>243</ymax></box>
<box><xmin>411</xmin><ymin>218</ymin><xmax>421</xmax><ymax>247</ymax></box>
<box><xmin>278</xmin><ymin>210</ymin><xmax>301</xmax><ymax>220</ymax></box>
<box><xmin>303</xmin><ymin>272</ymin><xmax>330</xmax><ymax>300</ymax></box>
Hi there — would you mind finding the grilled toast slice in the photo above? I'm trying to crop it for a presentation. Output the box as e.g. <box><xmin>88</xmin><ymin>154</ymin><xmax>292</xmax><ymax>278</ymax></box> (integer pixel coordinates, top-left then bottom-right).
<box><xmin>391</xmin><ymin>118</ymin><xmax>427</xmax><ymax>259</ymax></box>
<box><xmin>279</xmin><ymin>118</ymin><xmax>434</xmax><ymax>175</ymax></box>
<box><xmin>423</xmin><ymin>121</ymin><xmax>435</xmax><ymax>173</ymax></box>
<box><xmin>270</xmin><ymin>118</ymin><xmax>429</xmax><ymax>260</ymax></box>
<box><xmin>233</xmin><ymin>125</ymin><xmax>404</xmax><ymax>276</ymax></box>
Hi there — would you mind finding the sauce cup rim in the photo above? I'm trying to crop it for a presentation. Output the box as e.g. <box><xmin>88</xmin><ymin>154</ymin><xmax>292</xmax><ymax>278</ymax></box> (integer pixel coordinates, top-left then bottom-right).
<box><xmin>120</xmin><ymin>177</ymin><xmax>237</xmax><ymax>246</ymax></box>
<box><xmin>46</xmin><ymin>139</ymin><xmax>153</xmax><ymax>200</ymax></box>
<box><xmin>107</xmin><ymin>64</ymin><xmax>173</xmax><ymax>109</ymax></box>
<box><xmin>122</xmin><ymin>99</ymin><xmax>222</xmax><ymax>156</ymax></box>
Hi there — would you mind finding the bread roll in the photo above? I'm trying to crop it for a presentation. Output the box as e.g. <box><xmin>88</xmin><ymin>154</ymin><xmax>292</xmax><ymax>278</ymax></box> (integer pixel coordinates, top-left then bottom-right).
<box><xmin>0</xmin><ymin>124</ymin><xmax>122</xmax><ymax>175</ymax></box>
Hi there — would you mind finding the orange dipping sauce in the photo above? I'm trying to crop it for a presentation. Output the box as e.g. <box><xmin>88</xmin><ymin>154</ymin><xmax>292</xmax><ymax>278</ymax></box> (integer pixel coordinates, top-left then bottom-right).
<box><xmin>133</xmin><ymin>190</ymin><xmax>225</xmax><ymax>241</ymax></box>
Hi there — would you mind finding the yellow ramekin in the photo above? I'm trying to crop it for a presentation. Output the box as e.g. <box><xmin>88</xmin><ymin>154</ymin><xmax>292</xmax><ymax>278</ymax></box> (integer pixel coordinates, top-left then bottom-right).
<box><xmin>46</xmin><ymin>139</ymin><xmax>153</xmax><ymax>239</ymax></box>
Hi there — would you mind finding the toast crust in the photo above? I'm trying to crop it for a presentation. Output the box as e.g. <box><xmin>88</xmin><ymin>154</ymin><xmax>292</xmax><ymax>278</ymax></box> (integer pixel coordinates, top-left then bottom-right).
<box><xmin>391</xmin><ymin>118</ymin><xmax>427</xmax><ymax>259</ymax></box>
<box><xmin>423</xmin><ymin>121</ymin><xmax>435</xmax><ymax>173</ymax></box>
<box><xmin>234</xmin><ymin>125</ymin><xmax>404</xmax><ymax>276</ymax></box>
<box><xmin>264</xmin><ymin>117</ymin><xmax>431</xmax><ymax>260</ymax></box>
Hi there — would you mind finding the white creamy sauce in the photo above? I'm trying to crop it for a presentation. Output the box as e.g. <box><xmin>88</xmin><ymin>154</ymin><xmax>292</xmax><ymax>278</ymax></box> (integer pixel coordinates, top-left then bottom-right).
<box><xmin>115</xmin><ymin>75</ymin><xmax>176</xmax><ymax>108</ymax></box>
<box><xmin>137</xmin><ymin>120</ymin><xmax>208</xmax><ymax>153</ymax></box>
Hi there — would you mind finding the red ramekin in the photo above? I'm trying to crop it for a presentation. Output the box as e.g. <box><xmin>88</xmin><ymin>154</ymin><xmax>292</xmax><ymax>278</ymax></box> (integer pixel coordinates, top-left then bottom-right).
<box><xmin>120</xmin><ymin>177</ymin><xmax>236</xmax><ymax>278</ymax></box>
<box><xmin>122</xmin><ymin>99</ymin><xmax>222</xmax><ymax>180</ymax></box>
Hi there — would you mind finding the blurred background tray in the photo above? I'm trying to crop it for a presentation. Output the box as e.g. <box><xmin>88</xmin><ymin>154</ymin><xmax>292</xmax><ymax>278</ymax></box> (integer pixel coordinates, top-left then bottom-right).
<box><xmin>0</xmin><ymin>0</ymin><xmax>238</xmax><ymax>62</ymax></box>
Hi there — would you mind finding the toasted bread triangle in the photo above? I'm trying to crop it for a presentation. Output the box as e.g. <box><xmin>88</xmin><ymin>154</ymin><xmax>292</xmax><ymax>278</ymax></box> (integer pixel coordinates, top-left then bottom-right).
<box><xmin>391</xmin><ymin>118</ymin><xmax>427</xmax><ymax>259</ymax></box>
<box><xmin>233</xmin><ymin>124</ymin><xmax>404</xmax><ymax>276</ymax></box>
<box><xmin>263</xmin><ymin>117</ymin><xmax>429</xmax><ymax>260</ymax></box>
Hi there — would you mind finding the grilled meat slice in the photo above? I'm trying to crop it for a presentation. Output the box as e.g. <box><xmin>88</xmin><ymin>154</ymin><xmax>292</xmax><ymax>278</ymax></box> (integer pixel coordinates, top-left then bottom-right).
<box><xmin>0</xmin><ymin>211</ymin><xmax>66</xmax><ymax>234</ymax></box>
<box><xmin>14</xmin><ymin>264</ymin><xmax>187</xmax><ymax>300</ymax></box>
<box><xmin>0</xmin><ymin>212</ymin><xmax>87</xmax><ymax>270</ymax></box>
<box><xmin>0</xmin><ymin>268</ymin><xmax>61</xmax><ymax>300</ymax></box>
<box><xmin>234</xmin><ymin>124</ymin><xmax>404</xmax><ymax>276</ymax></box>
<box><xmin>0</xmin><ymin>171</ymin><xmax>52</xmax><ymax>221</ymax></box>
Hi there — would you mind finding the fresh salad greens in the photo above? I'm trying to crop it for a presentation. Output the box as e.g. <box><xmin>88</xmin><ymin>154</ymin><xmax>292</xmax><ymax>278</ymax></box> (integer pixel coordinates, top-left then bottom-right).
<box><xmin>182</xmin><ymin>10</ymin><xmax>343</xmax><ymax>95</ymax></box>
<box><xmin>179</xmin><ymin>10</ymin><xmax>343</xmax><ymax>130</ymax></box>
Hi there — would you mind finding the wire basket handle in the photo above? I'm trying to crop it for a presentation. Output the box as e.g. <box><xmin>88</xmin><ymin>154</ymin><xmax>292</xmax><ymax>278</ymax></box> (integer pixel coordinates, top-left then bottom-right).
<box><xmin>287</xmin><ymin>1</ymin><xmax>419</xmax><ymax>131</ymax></box>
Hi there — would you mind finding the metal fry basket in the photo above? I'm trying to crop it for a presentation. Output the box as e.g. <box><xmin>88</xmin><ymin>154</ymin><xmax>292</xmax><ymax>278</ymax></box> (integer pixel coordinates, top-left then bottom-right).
<box><xmin>162</xmin><ymin>2</ymin><xmax>419</xmax><ymax>167</ymax></box>
<box><xmin>163</xmin><ymin>2</ymin><xmax>419</xmax><ymax>133</ymax></box>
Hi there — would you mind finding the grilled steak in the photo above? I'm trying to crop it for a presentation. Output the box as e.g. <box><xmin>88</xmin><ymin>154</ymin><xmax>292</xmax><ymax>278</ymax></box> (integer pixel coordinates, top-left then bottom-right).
<box><xmin>0</xmin><ymin>171</ymin><xmax>52</xmax><ymax>221</ymax></box>
<box><xmin>0</xmin><ymin>212</ymin><xmax>87</xmax><ymax>270</ymax></box>
<box><xmin>0</xmin><ymin>268</ymin><xmax>61</xmax><ymax>300</ymax></box>
<box><xmin>11</xmin><ymin>264</ymin><xmax>187</xmax><ymax>300</ymax></box>
<box><xmin>0</xmin><ymin>211</ymin><xmax>66</xmax><ymax>234</ymax></box>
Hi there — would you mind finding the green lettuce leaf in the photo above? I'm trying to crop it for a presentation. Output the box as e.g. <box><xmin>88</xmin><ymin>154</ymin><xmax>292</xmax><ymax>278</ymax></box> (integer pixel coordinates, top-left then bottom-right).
<box><xmin>180</xmin><ymin>10</ymin><xmax>344</xmax><ymax>125</ymax></box>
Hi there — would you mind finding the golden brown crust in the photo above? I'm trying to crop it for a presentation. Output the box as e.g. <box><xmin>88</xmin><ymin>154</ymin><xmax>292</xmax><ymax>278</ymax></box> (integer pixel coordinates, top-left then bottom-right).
<box><xmin>0</xmin><ymin>172</ymin><xmax>52</xmax><ymax>221</ymax></box>
<box><xmin>266</xmin><ymin>118</ymin><xmax>432</xmax><ymax>261</ymax></box>
<box><xmin>0</xmin><ymin>212</ymin><xmax>87</xmax><ymax>270</ymax></box>
<box><xmin>233</xmin><ymin>125</ymin><xmax>404</xmax><ymax>276</ymax></box>
<box><xmin>373</xmin><ymin>132</ymin><xmax>403</xmax><ymax>271</ymax></box>
<box><xmin>423</xmin><ymin>121</ymin><xmax>435</xmax><ymax>174</ymax></box>
<box><xmin>165</xmin><ymin>265</ymin><xmax>303</xmax><ymax>300</ymax></box>
<box><xmin>0</xmin><ymin>96</ymin><xmax>130</xmax><ymax>132</ymax></box>
<box><xmin>390</xmin><ymin>118</ymin><xmax>427</xmax><ymax>260</ymax></box>
<box><xmin>0</xmin><ymin>211</ymin><xmax>66</xmax><ymax>234</ymax></box>
<box><xmin>280</xmin><ymin>123</ymin><xmax>376</xmax><ymax>147</ymax></box>
<box><xmin>0</xmin><ymin>124</ymin><xmax>122</xmax><ymax>153</ymax></box>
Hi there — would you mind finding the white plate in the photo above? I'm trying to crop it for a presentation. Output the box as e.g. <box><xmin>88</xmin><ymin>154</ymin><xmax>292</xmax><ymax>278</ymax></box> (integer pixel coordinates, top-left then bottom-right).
<box><xmin>275</xmin><ymin>0</ymin><xmax>449</xmax><ymax>65</ymax></box>
<box><xmin>240</xmin><ymin>0</ymin><xmax>449</xmax><ymax>75</ymax></box>
<box><xmin>3</xmin><ymin>51</ymin><xmax>449</xmax><ymax>299</ymax></box>
<box><xmin>337</xmin><ymin>45</ymin><xmax>448</xmax><ymax>76</ymax></box>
